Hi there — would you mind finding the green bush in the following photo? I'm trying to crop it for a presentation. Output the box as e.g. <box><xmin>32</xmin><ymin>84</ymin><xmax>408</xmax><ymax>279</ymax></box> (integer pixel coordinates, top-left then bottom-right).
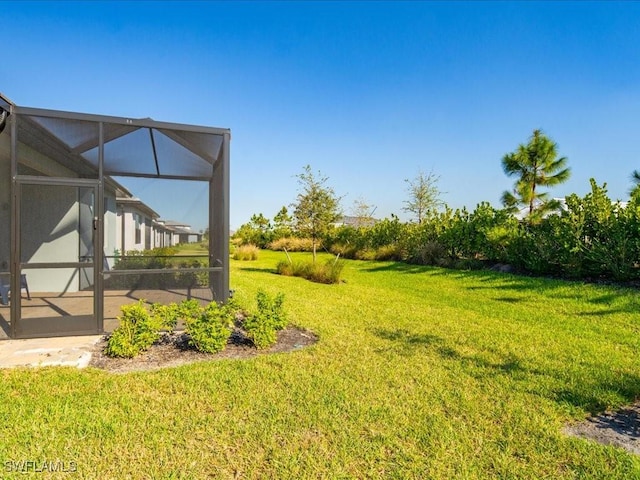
<box><xmin>328</xmin><ymin>242</ymin><xmax>359</xmax><ymax>259</ymax></box>
<box><xmin>256</xmin><ymin>290</ymin><xmax>287</xmax><ymax>330</ymax></box>
<box><xmin>105</xmin><ymin>300</ymin><xmax>163</xmax><ymax>358</ymax></box>
<box><xmin>373</xmin><ymin>244</ymin><xmax>402</xmax><ymax>261</ymax></box>
<box><xmin>243</xmin><ymin>313</ymin><xmax>277</xmax><ymax>349</ymax></box>
<box><xmin>113</xmin><ymin>247</ymin><xmax>177</xmax><ymax>270</ymax></box>
<box><xmin>244</xmin><ymin>290</ymin><xmax>287</xmax><ymax>349</ymax></box>
<box><xmin>178</xmin><ymin>299</ymin><xmax>204</xmax><ymax>323</ymax></box>
<box><xmin>150</xmin><ymin>302</ymin><xmax>180</xmax><ymax>333</ymax></box>
<box><xmin>184</xmin><ymin>301</ymin><xmax>236</xmax><ymax>354</ymax></box>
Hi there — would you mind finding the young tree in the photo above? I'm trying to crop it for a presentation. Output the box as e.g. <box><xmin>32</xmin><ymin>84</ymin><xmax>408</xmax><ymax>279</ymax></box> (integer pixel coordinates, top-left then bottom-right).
<box><xmin>501</xmin><ymin>129</ymin><xmax>570</xmax><ymax>221</ymax></box>
<box><xmin>291</xmin><ymin>165</ymin><xmax>342</xmax><ymax>262</ymax></box>
<box><xmin>403</xmin><ymin>169</ymin><xmax>443</xmax><ymax>224</ymax></box>
<box><xmin>233</xmin><ymin>213</ymin><xmax>272</xmax><ymax>247</ymax></box>
<box><xmin>249</xmin><ymin>213</ymin><xmax>271</xmax><ymax>232</ymax></box>
<box><xmin>273</xmin><ymin>206</ymin><xmax>293</xmax><ymax>239</ymax></box>
<box><xmin>350</xmin><ymin>197</ymin><xmax>376</xmax><ymax>228</ymax></box>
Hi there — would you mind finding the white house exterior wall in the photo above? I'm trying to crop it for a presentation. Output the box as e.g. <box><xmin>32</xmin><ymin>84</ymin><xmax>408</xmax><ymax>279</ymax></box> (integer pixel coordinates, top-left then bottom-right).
<box><xmin>103</xmin><ymin>194</ymin><xmax>117</xmax><ymax>269</ymax></box>
<box><xmin>116</xmin><ymin>206</ymin><xmax>157</xmax><ymax>253</ymax></box>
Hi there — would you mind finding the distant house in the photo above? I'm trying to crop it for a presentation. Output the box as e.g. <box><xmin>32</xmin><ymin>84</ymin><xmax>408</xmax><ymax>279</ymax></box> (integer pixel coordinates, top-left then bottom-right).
<box><xmin>158</xmin><ymin>220</ymin><xmax>202</xmax><ymax>244</ymax></box>
<box><xmin>334</xmin><ymin>215</ymin><xmax>378</xmax><ymax>228</ymax></box>
<box><xmin>115</xmin><ymin>196</ymin><xmax>160</xmax><ymax>253</ymax></box>
<box><xmin>514</xmin><ymin>198</ymin><xmax>629</xmax><ymax>220</ymax></box>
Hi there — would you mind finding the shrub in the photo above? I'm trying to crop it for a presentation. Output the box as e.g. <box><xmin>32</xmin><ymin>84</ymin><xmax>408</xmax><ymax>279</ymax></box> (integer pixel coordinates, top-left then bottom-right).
<box><xmin>373</xmin><ymin>244</ymin><xmax>402</xmax><ymax>261</ymax></box>
<box><xmin>175</xmin><ymin>259</ymin><xmax>208</xmax><ymax>287</ymax></box>
<box><xmin>277</xmin><ymin>257</ymin><xmax>344</xmax><ymax>284</ymax></box>
<box><xmin>354</xmin><ymin>248</ymin><xmax>377</xmax><ymax>261</ymax></box>
<box><xmin>105</xmin><ymin>301</ymin><xmax>163</xmax><ymax>358</ymax></box>
<box><xmin>244</xmin><ymin>290</ymin><xmax>287</xmax><ymax>349</ymax></box>
<box><xmin>406</xmin><ymin>240</ymin><xmax>447</xmax><ymax>266</ymax></box>
<box><xmin>233</xmin><ymin>244</ymin><xmax>259</xmax><ymax>261</ymax></box>
<box><xmin>178</xmin><ymin>299</ymin><xmax>204</xmax><ymax>323</ymax></box>
<box><xmin>150</xmin><ymin>302</ymin><xmax>180</xmax><ymax>333</ymax></box>
<box><xmin>113</xmin><ymin>247</ymin><xmax>177</xmax><ymax>270</ymax></box>
<box><xmin>256</xmin><ymin>290</ymin><xmax>287</xmax><ymax>330</ymax></box>
<box><xmin>329</xmin><ymin>242</ymin><xmax>359</xmax><ymax>259</ymax></box>
<box><xmin>243</xmin><ymin>314</ymin><xmax>277</xmax><ymax>349</ymax></box>
<box><xmin>184</xmin><ymin>300</ymin><xmax>236</xmax><ymax>354</ymax></box>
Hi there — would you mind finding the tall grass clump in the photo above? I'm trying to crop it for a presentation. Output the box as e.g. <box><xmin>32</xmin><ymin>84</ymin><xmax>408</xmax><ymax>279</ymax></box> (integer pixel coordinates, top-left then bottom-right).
<box><xmin>268</xmin><ymin>237</ymin><xmax>315</xmax><ymax>252</ymax></box>
<box><xmin>277</xmin><ymin>257</ymin><xmax>344</xmax><ymax>284</ymax></box>
<box><xmin>233</xmin><ymin>244</ymin><xmax>259</xmax><ymax>261</ymax></box>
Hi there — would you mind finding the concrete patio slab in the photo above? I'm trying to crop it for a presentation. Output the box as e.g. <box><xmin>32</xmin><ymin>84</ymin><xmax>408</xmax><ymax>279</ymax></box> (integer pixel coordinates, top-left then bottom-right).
<box><xmin>0</xmin><ymin>335</ymin><xmax>103</xmax><ymax>369</ymax></box>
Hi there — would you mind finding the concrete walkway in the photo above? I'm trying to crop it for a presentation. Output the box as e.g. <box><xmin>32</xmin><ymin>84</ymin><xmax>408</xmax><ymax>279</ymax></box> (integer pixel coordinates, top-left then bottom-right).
<box><xmin>0</xmin><ymin>335</ymin><xmax>103</xmax><ymax>369</ymax></box>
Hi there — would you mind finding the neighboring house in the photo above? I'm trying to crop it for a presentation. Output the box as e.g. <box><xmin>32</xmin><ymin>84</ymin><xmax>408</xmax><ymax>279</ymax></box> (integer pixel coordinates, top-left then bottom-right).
<box><xmin>158</xmin><ymin>220</ymin><xmax>202</xmax><ymax>244</ymax></box>
<box><xmin>115</xmin><ymin>196</ymin><xmax>160</xmax><ymax>253</ymax></box>
<box><xmin>334</xmin><ymin>215</ymin><xmax>379</xmax><ymax>228</ymax></box>
<box><xmin>514</xmin><ymin>198</ymin><xmax>630</xmax><ymax>220</ymax></box>
<box><xmin>153</xmin><ymin>219</ymin><xmax>174</xmax><ymax>248</ymax></box>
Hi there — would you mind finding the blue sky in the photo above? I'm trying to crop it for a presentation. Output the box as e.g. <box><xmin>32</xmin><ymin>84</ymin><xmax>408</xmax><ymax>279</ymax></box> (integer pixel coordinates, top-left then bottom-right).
<box><xmin>3</xmin><ymin>1</ymin><xmax>639</xmax><ymax>230</ymax></box>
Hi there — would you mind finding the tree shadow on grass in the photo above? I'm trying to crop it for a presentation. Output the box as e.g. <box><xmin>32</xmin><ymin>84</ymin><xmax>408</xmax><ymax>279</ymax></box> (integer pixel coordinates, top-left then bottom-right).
<box><xmin>553</xmin><ymin>372</ymin><xmax>640</xmax><ymax>415</ymax></box>
<box><xmin>372</xmin><ymin>327</ymin><xmax>640</xmax><ymax>415</ymax></box>
<box><xmin>451</xmin><ymin>272</ymin><xmax>640</xmax><ymax>317</ymax></box>
<box><xmin>363</xmin><ymin>261</ymin><xmax>640</xmax><ymax>316</ymax></box>
<box><xmin>372</xmin><ymin>328</ymin><xmax>532</xmax><ymax>382</ymax></box>
<box><xmin>236</xmin><ymin>266</ymin><xmax>278</xmax><ymax>274</ymax></box>
<box><xmin>372</xmin><ymin>328</ymin><xmax>458</xmax><ymax>358</ymax></box>
<box><xmin>362</xmin><ymin>262</ymin><xmax>436</xmax><ymax>275</ymax></box>
<box><xmin>584</xmin><ymin>406</ymin><xmax>640</xmax><ymax>439</ymax></box>
<box><xmin>493</xmin><ymin>296</ymin><xmax>525</xmax><ymax>304</ymax></box>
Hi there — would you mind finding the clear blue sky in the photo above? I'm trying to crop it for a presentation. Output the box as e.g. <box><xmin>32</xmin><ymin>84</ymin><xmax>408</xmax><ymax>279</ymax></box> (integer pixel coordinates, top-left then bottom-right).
<box><xmin>3</xmin><ymin>1</ymin><xmax>639</xmax><ymax>231</ymax></box>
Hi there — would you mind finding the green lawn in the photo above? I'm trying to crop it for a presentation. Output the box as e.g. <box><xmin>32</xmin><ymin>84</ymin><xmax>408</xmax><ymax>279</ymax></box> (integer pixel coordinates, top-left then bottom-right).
<box><xmin>173</xmin><ymin>243</ymin><xmax>208</xmax><ymax>257</ymax></box>
<box><xmin>1</xmin><ymin>250</ymin><xmax>639</xmax><ymax>478</ymax></box>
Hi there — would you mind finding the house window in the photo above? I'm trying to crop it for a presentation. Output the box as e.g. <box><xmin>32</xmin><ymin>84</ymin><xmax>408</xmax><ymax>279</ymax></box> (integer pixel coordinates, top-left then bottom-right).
<box><xmin>135</xmin><ymin>214</ymin><xmax>142</xmax><ymax>245</ymax></box>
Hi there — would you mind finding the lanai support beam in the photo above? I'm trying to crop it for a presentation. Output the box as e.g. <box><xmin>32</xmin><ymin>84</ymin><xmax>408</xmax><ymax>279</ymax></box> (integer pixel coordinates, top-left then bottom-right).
<box><xmin>209</xmin><ymin>132</ymin><xmax>230</xmax><ymax>302</ymax></box>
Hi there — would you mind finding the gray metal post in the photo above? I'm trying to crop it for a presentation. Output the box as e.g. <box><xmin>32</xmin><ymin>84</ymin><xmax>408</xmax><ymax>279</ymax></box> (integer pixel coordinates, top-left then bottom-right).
<box><xmin>9</xmin><ymin>110</ymin><xmax>17</xmax><ymax>338</ymax></box>
<box><xmin>96</xmin><ymin>122</ymin><xmax>104</xmax><ymax>333</ymax></box>
<box><xmin>209</xmin><ymin>132</ymin><xmax>230</xmax><ymax>302</ymax></box>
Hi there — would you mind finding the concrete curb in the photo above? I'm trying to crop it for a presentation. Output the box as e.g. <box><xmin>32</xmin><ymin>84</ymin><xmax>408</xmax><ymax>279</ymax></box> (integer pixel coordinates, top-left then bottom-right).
<box><xmin>0</xmin><ymin>335</ymin><xmax>103</xmax><ymax>369</ymax></box>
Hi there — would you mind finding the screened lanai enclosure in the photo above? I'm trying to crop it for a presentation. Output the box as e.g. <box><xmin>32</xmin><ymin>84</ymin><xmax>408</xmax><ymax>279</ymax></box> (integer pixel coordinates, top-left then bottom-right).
<box><xmin>0</xmin><ymin>94</ymin><xmax>230</xmax><ymax>339</ymax></box>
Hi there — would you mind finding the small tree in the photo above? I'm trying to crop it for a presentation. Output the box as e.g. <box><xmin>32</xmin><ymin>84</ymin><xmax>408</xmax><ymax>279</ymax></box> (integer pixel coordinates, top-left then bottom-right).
<box><xmin>350</xmin><ymin>197</ymin><xmax>376</xmax><ymax>228</ymax></box>
<box><xmin>273</xmin><ymin>206</ymin><xmax>294</xmax><ymax>239</ymax></box>
<box><xmin>291</xmin><ymin>165</ymin><xmax>341</xmax><ymax>262</ymax></box>
<box><xmin>403</xmin><ymin>169</ymin><xmax>443</xmax><ymax>224</ymax></box>
<box><xmin>233</xmin><ymin>213</ymin><xmax>272</xmax><ymax>247</ymax></box>
<box><xmin>501</xmin><ymin>129</ymin><xmax>570</xmax><ymax>222</ymax></box>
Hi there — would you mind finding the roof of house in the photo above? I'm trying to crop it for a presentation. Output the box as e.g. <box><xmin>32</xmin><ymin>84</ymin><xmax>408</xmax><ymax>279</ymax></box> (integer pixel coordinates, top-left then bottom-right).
<box><xmin>116</xmin><ymin>197</ymin><xmax>160</xmax><ymax>219</ymax></box>
<box><xmin>335</xmin><ymin>215</ymin><xmax>378</xmax><ymax>227</ymax></box>
<box><xmin>515</xmin><ymin>197</ymin><xmax>630</xmax><ymax>220</ymax></box>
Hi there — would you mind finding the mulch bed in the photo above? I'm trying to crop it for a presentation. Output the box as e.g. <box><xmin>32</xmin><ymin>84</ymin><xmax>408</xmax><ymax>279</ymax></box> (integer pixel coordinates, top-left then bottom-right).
<box><xmin>89</xmin><ymin>326</ymin><xmax>318</xmax><ymax>373</ymax></box>
<box><xmin>564</xmin><ymin>402</ymin><xmax>640</xmax><ymax>455</ymax></box>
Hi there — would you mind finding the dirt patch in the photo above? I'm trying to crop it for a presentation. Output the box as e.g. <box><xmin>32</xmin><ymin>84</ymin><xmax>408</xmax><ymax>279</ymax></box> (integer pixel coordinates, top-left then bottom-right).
<box><xmin>564</xmin><ymin>402</ymin><xmax>640</xmax><ymax>455</ymax></box>
<box><xmin>89</xmin><ymin>326</ymin><xmax>318</xmax><ymax>373</ymax></box>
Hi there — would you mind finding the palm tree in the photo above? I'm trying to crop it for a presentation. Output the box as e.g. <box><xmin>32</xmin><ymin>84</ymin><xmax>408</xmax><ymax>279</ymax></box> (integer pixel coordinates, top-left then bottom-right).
<box><xmin>631</xmin><ymin>170</ymin><xmax>640</xmax><ymax>185</ymax></box>
<box><xmin>501</xmin><ymin>129</ymin><xmax>570</xmax><ymax>221</ymax></box>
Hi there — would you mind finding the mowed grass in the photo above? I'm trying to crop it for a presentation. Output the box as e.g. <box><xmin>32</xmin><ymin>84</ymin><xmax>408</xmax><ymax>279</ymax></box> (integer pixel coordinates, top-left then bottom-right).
<box><xmin>1</xmin><ymin>250</ymin><xmax>640</xmax><ymax>478</ymax></box>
